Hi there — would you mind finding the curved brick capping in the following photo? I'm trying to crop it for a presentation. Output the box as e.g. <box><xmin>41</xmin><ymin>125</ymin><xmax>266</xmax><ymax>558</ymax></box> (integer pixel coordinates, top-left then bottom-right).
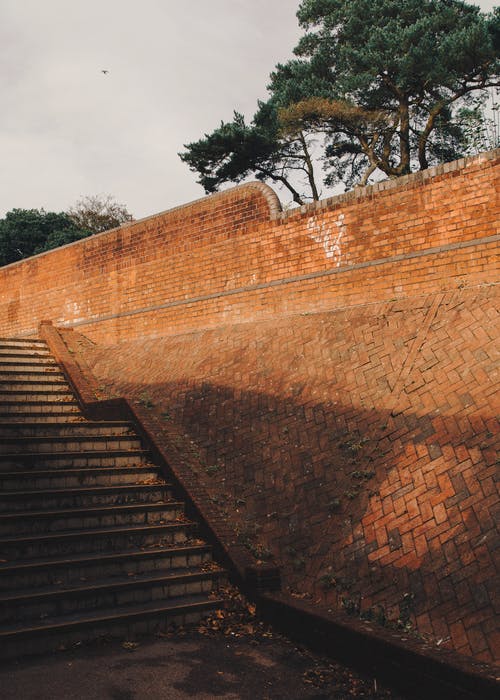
<box><xmin>0</xmin><ymin>181</ymin><xmax>281</xmax><ymax>339</ymax></box>
<box><xmin>0</xmin><ymin>150</ymin><xmax>498</xmax><ymax>342</ymax></box>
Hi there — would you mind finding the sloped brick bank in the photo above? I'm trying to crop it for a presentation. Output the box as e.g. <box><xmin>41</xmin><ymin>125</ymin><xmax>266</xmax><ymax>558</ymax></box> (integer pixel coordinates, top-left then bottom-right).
<box><xmin>82</xmin><ymin>286</ymin><xmax>499</xmax><ymax>665</ymax></box>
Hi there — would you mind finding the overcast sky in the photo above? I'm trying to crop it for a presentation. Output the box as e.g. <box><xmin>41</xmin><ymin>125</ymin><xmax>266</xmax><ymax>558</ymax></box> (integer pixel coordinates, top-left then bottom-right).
<box><xmin>0</xmin><ymin>0</ymin><xmax>497</xmax><ymax>219</ymax></box>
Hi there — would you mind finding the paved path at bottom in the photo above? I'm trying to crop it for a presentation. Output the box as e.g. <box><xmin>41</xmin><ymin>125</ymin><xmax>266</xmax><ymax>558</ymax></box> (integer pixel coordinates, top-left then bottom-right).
<box><xmin>0</xmin><ymin>631</ymin><xmax>407</xmax><ymax>700</ymax></box>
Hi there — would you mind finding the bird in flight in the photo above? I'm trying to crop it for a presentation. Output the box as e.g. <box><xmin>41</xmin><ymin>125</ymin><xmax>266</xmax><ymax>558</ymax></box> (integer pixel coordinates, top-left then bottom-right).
<box><xmin>101</xmin><ymin>69</ymin><xmax>109</xmax><ymax>74</ymax></box>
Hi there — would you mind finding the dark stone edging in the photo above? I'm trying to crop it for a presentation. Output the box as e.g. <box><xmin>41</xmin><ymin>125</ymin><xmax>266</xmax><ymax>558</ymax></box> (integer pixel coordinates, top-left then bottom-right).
<box><xmin>39</xmin><ymin>321</ymin><xmax>499</xmax><ymax>700</ymax></box>
<box><xmin>259</xmin><ymin>593</ymin><xmax>500</xmax><ymax>700</ymax></box>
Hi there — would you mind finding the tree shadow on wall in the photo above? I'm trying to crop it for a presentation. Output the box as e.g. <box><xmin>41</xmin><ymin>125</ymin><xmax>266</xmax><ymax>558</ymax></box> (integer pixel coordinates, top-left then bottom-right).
<box><xmin>111</xmin><ymin>377</ymin><xmax>498</xmax><ymax>660</ymax></box>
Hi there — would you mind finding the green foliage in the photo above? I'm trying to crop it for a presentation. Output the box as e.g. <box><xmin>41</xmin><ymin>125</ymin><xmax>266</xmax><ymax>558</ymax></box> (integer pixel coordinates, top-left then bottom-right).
<box><xmin>180</xmin><ymin>101</ymin><xmax>319</xmax><ymax>205</ymax></box>
<box><xmin>205</xmin><ymin>464</ymin><xmax>221</xmax><ymax>476</ymax></box>
<box><xmin>181</xmin><ymin>0</ymin><xmax>499</xmax><ymax>200</ymax></box>
<box><xmin>0</xmin><ymin>208</ymin><xmax>90</xmax><ymax>266</ymax></box>
<box><xmin>290</xmin><ymin>0</ymin><xmax>500</xmax><ymax>181</ymax></box>
<box><xmin>0</xmin><ymin>194</ymin><xmax>133</xmax><ymax>267</ymax></box>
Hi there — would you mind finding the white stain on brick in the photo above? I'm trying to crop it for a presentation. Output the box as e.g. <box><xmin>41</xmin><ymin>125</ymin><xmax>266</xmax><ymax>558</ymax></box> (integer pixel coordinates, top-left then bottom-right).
<box><xmin>307</xmin><ymin>213</ymin><xmax>346</xmax><ymax>266</ymax></box>
<box><xmin>61</xmin><ymin>300</ymin><xmax>83</xmax><ymax>324</ymax></box>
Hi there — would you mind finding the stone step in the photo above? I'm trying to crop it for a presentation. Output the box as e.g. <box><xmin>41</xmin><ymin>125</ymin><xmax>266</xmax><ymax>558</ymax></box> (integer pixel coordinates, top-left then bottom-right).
<box><xmin>0</xmin><ymin>413</ymin><xmax>83</xmax><ymax>423</ymax></box>
<box><xmin>0</xmin><ymin>544</ymin><xmax>213</xmax><ymax>591</ymax></box>
<box><xmin>0</xmin><ymin>449</ymin><xmax>152</xmax><ymax>470</ymax></box>
<box><xmin>0</xmin><ymin>466</ymin><xmax>161</xmax><ymax>490</ymax></box>
<box><xmin>0</xmin><ymin>502</ymin><xmax>185</xmax><ymax>536</ymax></box>
<box><xmin>0</xmin><ymin>337</ymin><xmax>228</xmax><ymax>657</ymax></box>
<box><xmin>0</xmin><ymin>483</ymin><xmax>174</xmax><ymax>512</ymax></box>
<box><xmin>0</xmin><ymin>403</ymin><xmax>81</xmax><ymax>419</ymax></box>
<box><xmin>0</xmin><ymin>348</ymin><xmax>51</xmax><ymax>358</ymax></box>
<box><xmin>0</xmin><ymin>391</ymin><xmax>76</xmax><ymax>403</ymax></box>
<box><xmin>0</xmin><ymin>338</ymin><xmax>47</xmax><ymax>349</ymax></box>
<box><xmin>0</xmin><ymin>380</ymin><xmax>70</xmax><ymax>393</ymax></box>
<box><xmin>0</xmin><ymin>368</ymin><xmax>63</xmax><ymax>379</ymax></box>
<box><xmin>0</xmin><ymin>595</ymin><xmax>224</xmax><ymax>660</ymax></box>
<box><xmin>0</xmin><ymin>359</ymin><xmax>58</xmax><ymax>370</ymax></box>
<box><xmin>0</xmin><ymin>434</ymin><xmax>143</xmax><ymax>454</ymax></box>
<box><xmin>0</xmin><ymin>374</ymin><xmax>66</xmax><ymax>387</ymax></box>
<box><xmin>0</xmin><ymin>522</ymin><xmax>196</xmax><ymax>559</ymax></box>
<box><xmin>0</xmin><ymin>421</ymin><xmax>135</xmax><ymax>437</ymax></box>
<box><xmin>0</xmin><ymin>568</ymin><xmax>225</xmax><ymax>624</ymax></box>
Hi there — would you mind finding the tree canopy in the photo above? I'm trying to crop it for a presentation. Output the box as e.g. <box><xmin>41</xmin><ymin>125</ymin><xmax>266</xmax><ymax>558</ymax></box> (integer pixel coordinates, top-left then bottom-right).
<box><xmin>0</xmin><ymin>209</ymin><xmax>89</xmax><ymax>267</ymax></box>
<box><xmin>180</xmin><ymin>0</ymin><xmax>499</xmax><ymax>203</ymax></box>
<box><xmin>68</xmin><ymin>194</ymin><xmax>133</xmax><ymax>234</ymax></box>
<box><xmin>0</xmin><ymin>195</ymin><xmax>133</xmax><ymax>267</ymax></box>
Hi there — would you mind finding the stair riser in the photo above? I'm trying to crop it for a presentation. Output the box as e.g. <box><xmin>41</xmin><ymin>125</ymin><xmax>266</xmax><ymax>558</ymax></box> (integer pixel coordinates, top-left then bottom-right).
<box><xmin>0</xmin><ymin>393</ymin><xmax>75</xmax><ymax>403</ymax></box>
<box><xmin>0</xmin><ymin>469</ymin><xmax>160</xmax><ymax>490</ymax></box>
<box><xmin>0</xmin><ymin>549</ymin><xmax>211</xmax><ymax>591</ymax></box>
<box><xmin>0</xmin><ymin>527</ymin><xmax>192</xmax><ymax>560</ymax></box>
<box><xmin>0</xmin><ymin>353</ymin><xmax>51</xmax><ymax>361</ymax></box>
<box><xmin>0</xmin><ymin>383</ymin><xmax>70</xmax><ymax>393</ymax></box>
<box><xmin>0</xmin><ymin>341</ymin><xmax>47</xmax><ymax>349</ymax></box>
<box><xmin>0</xmin><ymin>453</ymin><xmax>151</xmax><ymax>470</ymax></box>
<box><xmin>0</xmin><ymin>416</ymin><xmax>83</xmax><ymax>424</ymax></box>
<box><xmin>0</xmin><ymin>361</ymin><xmax>57</xmax><ymax>370</ymax></box>
<box><xmin>0</xmin><ymin>406</ymin><xmax>80</xmax><ymax>417</ymax></box>
<box><xmin>0</xmin><ymin>603</ymin><xmax>220</xmax><ymax>660</ymax></box>
<box><xmin>0</xmin><ymin>577</ymin><xmax>220</xmax><ymax>624</ymax></box>
<box><xmin>0</xmin><ymin>486</ymin><xmax>173</xmax><ymax>512</ymax></box>
<box><xmin>0</xmin><ymin>424</ymin><xmax>134</xmax><ymax>437</ymax></box>
<box><xmin>0</xmin><ymin>505</ymin><xmax>184</xmax><ymax>536</ymax></box>
<box><xmin>0</xmin><ymin>371</ymin><xmax>63</xmax><ymax>381</ymax></box>
<box><xmin>0</xmin><ymin>438</ymin><xmax>142</xmax><ymax>454</ymax></box>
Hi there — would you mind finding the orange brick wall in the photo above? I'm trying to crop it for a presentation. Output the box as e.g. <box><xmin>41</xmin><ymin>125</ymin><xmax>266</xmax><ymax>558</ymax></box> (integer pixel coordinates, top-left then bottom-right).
<box><xmin>0</xmin><ymin>151</ymin><xmax>498</xmax><ymax>340</ymax></box>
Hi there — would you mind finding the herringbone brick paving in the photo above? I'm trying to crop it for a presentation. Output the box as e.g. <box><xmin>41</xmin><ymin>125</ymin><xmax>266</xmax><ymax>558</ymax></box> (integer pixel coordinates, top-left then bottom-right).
<box><xmin>82</xmin><ymin>285</ymin><xmax>499</xmax><ymax>664</ymax></box>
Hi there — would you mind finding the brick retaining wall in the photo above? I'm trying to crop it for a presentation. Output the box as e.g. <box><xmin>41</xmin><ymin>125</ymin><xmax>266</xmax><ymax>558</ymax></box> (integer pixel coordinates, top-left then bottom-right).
<box><xmin>0</xmin><ymin>151</ymin><xmax>497</xmax><ymax>340</ymax></box>
<box><xmin>1</xmin><ymin>151</ymin><xmax>498</xmax><ymax>665</ymax></box>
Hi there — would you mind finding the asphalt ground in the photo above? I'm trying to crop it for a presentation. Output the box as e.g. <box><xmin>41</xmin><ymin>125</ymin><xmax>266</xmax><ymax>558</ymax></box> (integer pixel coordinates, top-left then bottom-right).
<box><xmin>0</xmin><ymin>629</ymin><xmax>408</xmax><ymax>700</ymax></box>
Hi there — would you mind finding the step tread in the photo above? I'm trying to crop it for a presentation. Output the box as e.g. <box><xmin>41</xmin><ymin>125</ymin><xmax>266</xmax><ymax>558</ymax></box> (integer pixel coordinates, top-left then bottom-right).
<box><xmin>0</xmin><ymin>466</ymin><xmax>158</xmax><ymax>478</ymax></box>
<box><xmin>0</xmin><ymin>434</ymin><xmax>139</xmax><ymax>443</ymax></box>
<box><xmin>0</xmin><ymin>377</ymin><xmax>68</xmax><ymax>384</ymax></box>
<box><xmin>0</xmin><ymin>401</ymin><xmax>78</xmax><ymax>406</ymax></box>
<box><xmin>0</xmin><ymin>501</ymin><xmax>183</xmax><ymax>521</ymax></box>
<box><xmin>0</xmin><ymin>483</ymin><xmax>172</xmax><ymax>499</ymax></box>
<box><xmin>0</xmin><ymin>521</ymin><xmax>195</xmax><ymax>546</ymax></box>
<box><xmin>0</xmin><ymin>544</ymin><xmax>212</xmax><ymax>574</ymax></box>
<box><xmin>0</xmin><ymin>421</ymin><xmax>133</xmax><ymax>430</ymax></box>
<box><xmin>0</xmin><ymin>390</ymin><xmax>74</xmax><ymax>396</ymax></box>
<box><xmin>0</xmin><ymin>361</ymin><xmax>57</xmax><ymax>367</ymax></box>
<box><xmin>0</xmin><ymin>567</ymin><xmax>224</xmax><ymax>604</ymax></box>
<box><xmin>0</xmin><ymin>595</ymin><xmax>224</xmax><ymax>638</ymax></box>
<box><xmin>0</xmin><ymin>369</ymin><xmax>63</xmax><ymax>376</ymax></box>
<box><xmin>0</xmin><ymin>449</ymin><xmax>151</xmax><ymax>459</ymax></box>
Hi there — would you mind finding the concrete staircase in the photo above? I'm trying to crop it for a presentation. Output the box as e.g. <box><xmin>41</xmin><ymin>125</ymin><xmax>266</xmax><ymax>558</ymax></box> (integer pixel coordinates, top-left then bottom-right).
<box><xmin>0</xmin><ymin>337</ymin><xmax>226</xmax><ymax>658</ymax></box>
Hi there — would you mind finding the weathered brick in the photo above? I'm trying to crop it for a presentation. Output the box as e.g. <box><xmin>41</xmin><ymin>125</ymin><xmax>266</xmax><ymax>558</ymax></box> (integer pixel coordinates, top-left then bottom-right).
<box><xmin>1</xmin><ymin>151</ymin><xmax>498</xmax><ymax>665</ymax></box>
